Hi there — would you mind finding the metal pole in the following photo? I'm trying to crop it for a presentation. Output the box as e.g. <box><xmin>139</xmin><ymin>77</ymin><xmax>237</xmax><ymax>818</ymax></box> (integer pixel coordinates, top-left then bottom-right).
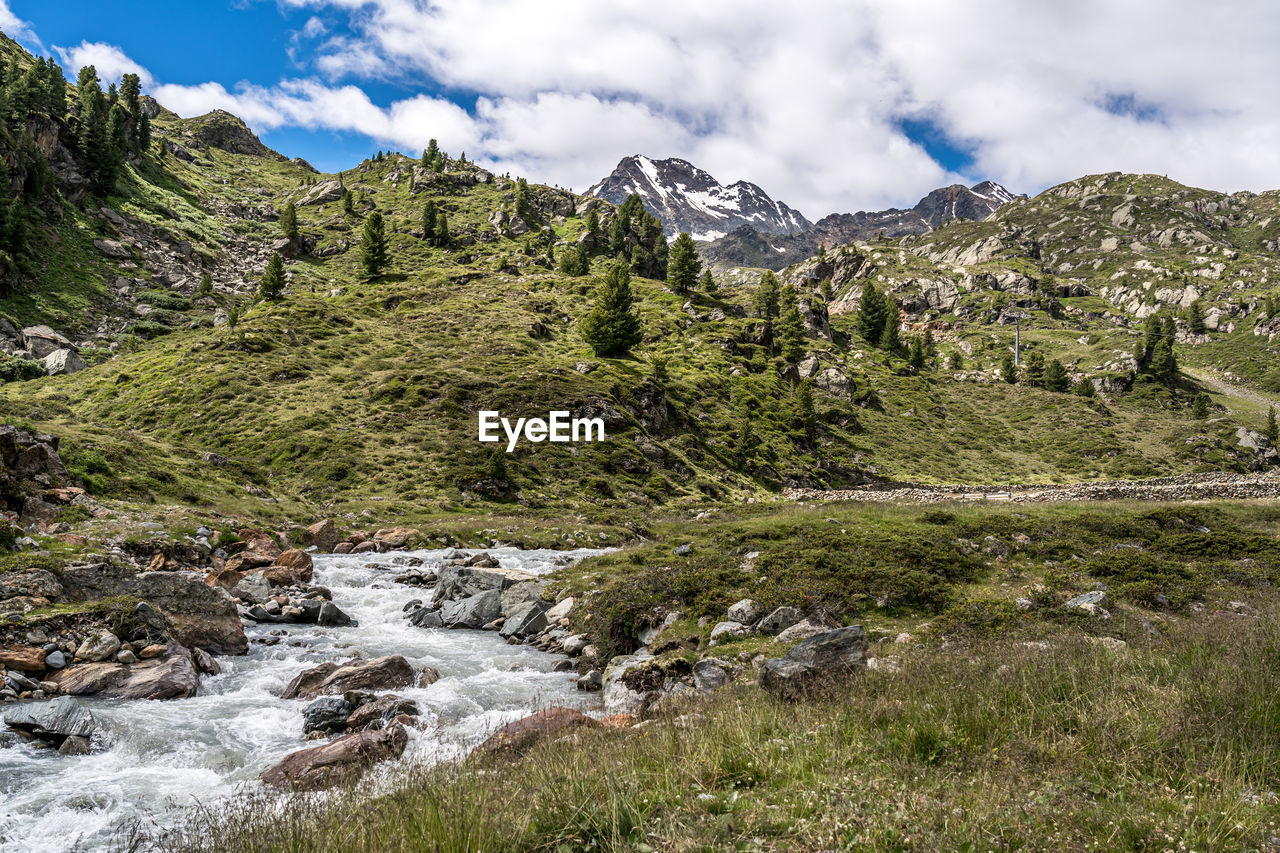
<box><xmin>1015</xmin><ymin>317</ymin><xmax>1021</xmax><ymax>367</ymax></box>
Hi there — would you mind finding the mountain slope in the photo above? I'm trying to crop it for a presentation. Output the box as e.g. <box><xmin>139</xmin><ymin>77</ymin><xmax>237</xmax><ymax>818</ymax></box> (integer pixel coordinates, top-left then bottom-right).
<box><xmin>588</xmin><ymin>155</ymin><xmax>812</xmax><ymax>240</ymax></box>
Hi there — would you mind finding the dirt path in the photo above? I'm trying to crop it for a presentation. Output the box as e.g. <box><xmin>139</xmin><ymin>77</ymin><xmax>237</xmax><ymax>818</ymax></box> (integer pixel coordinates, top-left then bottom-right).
<box><xmin>1184</xmin><ymin>367</ymin><xmax>1280</xmax><ymax>413</ymax></box>
<box><xmin>785</xmin><ymin>470</ymin><xmax>1280</xmax><ymax>504</ymax></box>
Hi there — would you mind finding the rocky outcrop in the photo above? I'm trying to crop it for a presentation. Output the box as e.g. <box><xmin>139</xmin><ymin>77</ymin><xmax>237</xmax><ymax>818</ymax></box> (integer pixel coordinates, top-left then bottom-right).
<box><xmin>0</xmin><ymin>426</ymin><xmax>75</xmax><ymax>514</ymax></box>
<box><xmin>50</xmin><ymin>645</ymin><xmax>201</xmax><ymax>700</ymax></box>
<box><xmin>4</xmin><ymin>695</ymin><xmax>96</xmax><ymax>746</ymax></box>
<box><xmin>260</xmin><ymin>723</ymin><xmax>408</xmax><ymax>791</ymax></box>
<box><xmin>280</xmin><ymin>656</ymin><xmax>429</xmax><ymax>700</ymax></box>
<box><xmin>759</xmin><ymin>626</ymin><xmax>868</xmax><ymax>700</ymax></box>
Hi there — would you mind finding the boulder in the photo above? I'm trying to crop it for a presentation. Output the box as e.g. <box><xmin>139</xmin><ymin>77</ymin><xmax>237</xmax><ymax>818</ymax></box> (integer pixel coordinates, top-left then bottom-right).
<box><xmin>260</xmin><ymin>723</ymin><xmax>408</xmax><ymax>791</ymax></box>
<box><xmin>43</xmin><ymin>349</ymin><xmax>86</xmax><ymax>376</ymax></box>
<box><xmin>231</xmin><ymin>570</ymin><xmax>271</xmax><ymax>604</ymax></box>
<box><xmin>372</xmin><ymin>527</ymin><xmax>418</xmax><ymax>550</ymax></box>
<box><xmin>316</xmin><ymin>601</ymin><xmax>353</xmax><ymax>627</ymax></box>
<box><xmin>439</xmin><ymin>589</ymin><xmax>502</xmax><ymax>628</ymax></box>
<box><xmin>281</xmin><ymin>656</ymin><xmax>419</xmax><ymax>700</ymax></box>
<box><xmin>602</xmin><ymin>651</ymin><xmax>654</xmax><ymax>715</ymax></box>
<box><xmin>708</xmin><ymin>621</ymin><xmax>749</xmax><ymax>644</ymax></box>
<box><xmin>757</xmin><ymin>606</ymin><xmax>805</xmax><ymax>635</ymax></box>
<box><xmin>0</xmin><ymin>644</ymin><xmax>46</xmax><ymax>672</ymax></box>
<box><xmin>92</xmin><ymin>238</ymin><xmax>131</xmax><ymax>259</ymax></box>
<box><xmin>58</xmin><ymin>735</ymin><xmax>91</xmax><ymax>755</ymax></box>
<box><xmin>51</xmin><ymin>645</ymin><xmax>200</xmax><ymax>700</ymax></box>
<box><xmin>20</xmin><ymin>326</ymin><xmax>74</xmax><ymax>359</ymax></box>
<box><xmin>345</xmin><ymin>694</ymin><xmax>419</xmax><ymax>731</ymax></box>
<box><xmin>302</xmin><ymin>696</ymin><xmax>355</xmax><ymax>735</ymax></box>
<box><xmin>500</xmin><ymin>581</ymin><xmax>546</xmax><ymax>615</ymax></box>
<box><xmin>407</xmin><ymin>607</ymin><xmax>443</xmax><ymax>629</ymax></box>
<box><xmin>265</xmin><ymin>549</ymin><xmax>314</xmax><ymax>585</ymax></box>
<box><xmin>1063</xmin><ymin>590</ymin><xmax>1111</xmax><ymax>617</ymax></box>
<box><xmin>774</xmin><ymin>619</ymin><xmax>830</xmax><ymax>643</ymax></box>
<box><xmin>545</xmin><ymin>597</ymin><xmax>575</xmax><ymax>624</ymax></box>
<box><xmin>727</xmin><ymin>599</ymin><xmax>763</xmax><ymax>625</ymax></box>
<box><xmin>434</xmin><ymin>565</ymin><xmax>536</xmax><ymax>601</ymax></box>
<box><xmin>577</xmin><ymin>669</ymin><xmax>603</xmax><ymax>691</ymax></box>
<box><xmin>692</xmin><ymin>658</ymin><xmax>732</xmax><ymax>691</ymax></box>
<box><xmin>4</xmin><ymin>696</ymin><xmax>96</xmax><ymax>745</ymax></box>
<box><xmin>759</xmin><ymin>626</ymin><xmax>867</xmax><ymax>700</ymax></box>
<box><xmin>498</xmin><ymin>600</ymin><xmax>550</xmax><ymax>638</ymax></box>
<box><xmin>74</xmin><ymin>629</ymin><xmax>121</xmax><ymax>663</ymax></box>
<box><xmin>296</xmin><ymin>179</ymin><xmax>346</xmax><ymax>207</ymax></box>
<box><xmin>474</xmin><ymin>707</ymin><xmax>599</xmax><ymax>759</ymax></box>
<box><xmin>304</xmin><ymin>520</ymin><xmax>339</xmax><ymax>553</ymax></box>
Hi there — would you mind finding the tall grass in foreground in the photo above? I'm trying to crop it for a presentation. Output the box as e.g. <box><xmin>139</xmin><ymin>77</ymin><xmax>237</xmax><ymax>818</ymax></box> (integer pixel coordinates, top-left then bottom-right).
<box><xmin>154</xmin><ymin>612</ymin><xmax>1280</xmax><ymax>852</ymax></box>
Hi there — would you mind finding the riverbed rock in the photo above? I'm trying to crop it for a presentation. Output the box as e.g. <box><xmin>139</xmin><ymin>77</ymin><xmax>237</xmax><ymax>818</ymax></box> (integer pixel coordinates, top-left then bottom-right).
<box><xmin>304</xmin><ymin>519</ymin><xmax>339</xmax><ymax>553</ymax></box>
<box><xmin>372</xmin><ymin>527</ymin><xmax>419</xmax><ymax>550</ymax></box>
<box><xmin>345</xmin><ymin>694</ymin><xmax>419</xmax><ymax>731</ymax></box>
<box><xmin>260</xmin><ymin>722</ymin><xmax>408</xmax><ymax>791</ymax></box>
<box><xmin>407</xmin><ymin>607</ymin><xmax>443</xmax><ymax>628</ymax></box>
<box><xmin>500</xmin><ymin>581</ymin><xmax>545</xmax><ymax>615</ymax></box>
<box><xmin>474</xmin><ymin>707</ymin><xmax>599</xmax><ymax>759</ymax></box>
<box><xmin>757</xmin><ymin>606</ymin><xmax>805</xmax><ymax>635</ymax></box>
<box><xmin>545</xmin><ymin>597</ymin><xmax>575</xmax><ymax>624</ymax></box>
<box><xmin>265</xmin><ymin>550</ymin><xmax>314</xmax><ymax>585</ymax></box>
<box><xmin>0</xmin><ymin>644</ymin><xmax>46</xmax><ymax>672</ymax></box>
<box><xmin>58</xmin><ymin>735</ymin><xmax>91</xmax><ymax>755</ymax></box>
<box><xmin>439</xmin><ymin>589</ymin><xmax>501</xmax><ymax>628</ymax></box>
<box><xmin>316</xmin><ymin>601</ymin><xmax>353</xmax><ymax>627</ymax></box>
<box><xmin>602</xmin><ymin>652</ymin><xmax>654</xmax><ymax>715</ymax></box>
<box><xmin>302</xmin><ymin>696</ymin><xmax>355</xmax><ymax>735</ymax></box>
<box><xmin>51</xmin><ymin>645</ymin><xmax>200</xmax><ymax>700</ymax></box>
<box><xmin>231</xmin><ymin>571</ymin><xmax>271</xmax><ymax>604</ymax></box>
<box><xmin>577</xmin><ymin>669</ymin><xmax>603</xmax><ymax>691</ymax></box>
<box><xmin>434</xmin><ymin>565</ymin><xmax>537</xmax><ymax>601</ymax></box>
<box><xmin>280</xmin><ymin>655</ymin><xmax>419</xmax><ymax>700</ymax></box>
<box><xmin>74</xmin><ymin>629</ymin><xmax>121</xmax><ymax>663</ymax></box>
<box><xmin>498</xmin><ymin>600</ymin><xmax>550</xmax><ymax>639</ymax></box>
<box><xmin>4</xmin><ymin>696</ymin><xmax>96</xmax><ymax>745</ymax></box>
<box><xmin>759</xmin><ymin>626</ymin><xmax>867</xmax><ymax>700</ymax></box>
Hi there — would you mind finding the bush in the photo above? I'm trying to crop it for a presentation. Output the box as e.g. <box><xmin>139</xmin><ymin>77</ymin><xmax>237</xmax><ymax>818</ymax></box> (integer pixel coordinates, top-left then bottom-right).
<box><xmin>136</xmin><ymin>290</ymin><xmax>192</xmax><ymax>311</ymax></box>
<box><xmin>0</xmin><ymin>357</ymin><xmax>46</xmax><ymax>382</ymax></box>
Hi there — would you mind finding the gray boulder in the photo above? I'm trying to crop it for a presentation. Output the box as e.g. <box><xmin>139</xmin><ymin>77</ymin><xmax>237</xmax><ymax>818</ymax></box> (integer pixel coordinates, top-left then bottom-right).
<box><xmin>692</xmin><ymin>658</ymin><xmax>732</xmax><ymax>691</ymax></box>
<box><xmin>316</xmin><ymin>602</ymin><xmax>353</xmax><ymax>627</ymax></box>
<box><xmin>74</xmin><ymin>629</ymin><xmax>121</xmax><ymax>663</ymax></box>
<box><xmin>43</xmin><ymin>349</ymin><xmax>86</xmax><ymax>376</ymax></box>
<box><xmin>1063</xmin><ymin>590</ymin><xmax>1111</xmax><ymax>617</ymax></box>
<box><xmin>708</xmin><ymin>621</ymin><xmax>749</xmax><ymax>644</ymax></box>
<box><xmin>727</xmin><ymin>599</ymin><xmax>763</xmax><ymax>625</ymax></box>
<box><xmin>757</xmin><ymin>606</ymin><xmax>805</xmax><ymax>635</ymax></box>
<box><xmin>302</xmin><ymin>696</ymin><xmax>354</xmax><ymax>735</ymax></box>
<box><xmin>500</xmin><ymin>581</ymin><xmax>546</xmax><ymax>615</ymax></box>
<box><xmin>499</xmin><ymin>600</ymin><xmax>550</xmax><ymax>639</ymax></box>
<box><xmin>231</xmin><ymin>571</ymin><xmax>271</xmax><ymax>604</ymax></box>
<box><xmin>434</xmin><ymin>565</ymin><xmax>536</xmax><ymax>601</ymax></box>
<box><xmin>759</xmin><ymin>626</ymin><xmax>868</xmax><ymax>700</ymax></box>
<box><xmin>439</xmin><ymin>589</ymin><xmax>501</xmax><ymax>628</ymax></box>
<box><xmin>407</xmin><ymin>607</ymin><xmax>443</xmax><ymax>629</ymax></box>
<box><xmin>4</xmin><ymin>696</ymin><xmax>96</xmax><ymax>745</ymax></box>
<box><xmin>21</xmin><ymin>325</ymin><xmax>75</xmax><ymax>358</ymax></box>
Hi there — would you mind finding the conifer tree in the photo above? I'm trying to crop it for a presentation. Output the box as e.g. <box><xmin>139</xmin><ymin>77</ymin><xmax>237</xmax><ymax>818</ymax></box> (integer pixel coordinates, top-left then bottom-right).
<box><xmin>342</xmin><ymin>189</ymin><xmax>354</xmax><ymax>216</ymax></box>
<box><xmin>1268</xmin><ymin>406</ymin><xmax>1279</xmax><ymax>445</ymax></box>
<box><xmin>1044</xmin><ymin>358</ymin><xmax>1070</xmax><ymax>392</ymax></box>
<box><xmin>819</xmin><ymin>276</ymin><xmax>833</xmax><ymax>302</ymax></box>
<box><xmin>515</xmin><ymin>178</ymin><xmax>532</xmax><ymax>219</ymax></box>
<box><xmin>1149</xmin><ymin>338</ymin><xmax>1177</xmax><ymax>385</ymax></box>
<box><xmin>1192</xmin><ymin>393</ymin><xmax>1210</xmax><ymax>419</ymax></box>
<box><xmin>199</xmin><ymin>272</ymin><xmax>213</xmax><ymax>296</ymax></box>
<box><xmin>585</xmin><ymin>208</ymin><xmax>600</xmax><ymax>245</ymax></box>
<box><xmin>700</xmin><ymin>268</ymin><xmax>716</xmax><ymax>294</ymax></box>
<box><xmin>580</xmin><ymin>261</ymin><xmax>642</xmax><ymax>357</ymax></box>
<box><xmin>119</xmin><ymin>73</ymin><xmax>141</xmax><ymax>118</ymax></box>
<box><xmin>558</xmin><ymin>244</ymin><xmax>588</xmax><ymax>276</ymax></box>
<box><xmin>435</xmin><ymin>212</ymin><xmax>449</xmax><ymax>247</ymax></box>
<box><xmin>1267</xmin><ymin>293</ymin><xmax>1279</xmax><ymax>319</ymax></box>
<box><xmin>1075</xmin><ymin>376</ymin><xmax>1096</xmax><ymax>397</ymax></box>
<box><xmin>949</xmin><ymin>350</ymin><xmax>964</xmax><ymax>371</ymax></box>
<box><xmin>908</xmin><ymin>336</ymin><xmax>925</xmax><ymax>369</ymax></box>
<box><xmin>136</xmin><ymin>111</ymin><xmax>151</xmax><ymax>152</ymax></box>
<box><xmin>667</xmin><ymin>232</ymin><xmax>701</xmax><ymax>292</ymax></box>
<box><xmin>777</xmin><ymin>284</ymin><xmax>807</xmax><ymax>363</ymax></box>
<box><xmin>1022</xmin><ymin>351</ymin><xmax>1045</xmax><ymax>386</ymax></box>
<box><xmin>279</xmin><ymin>201</ymin><xmax>299</xmax><ymax>241</ymax></box>
<box><xmin>794</xmin><ymin>380</ymin><xmax>816</xmax><ymax>447</ymax></box>
<box><xmin>1186</xmin><ymin>298</ymin><xmax>1206</xmax><ymax>335</ymax></box>
<box><xmin>854</xmin><ymin>282</ymin><xmax>888</xmax><ymax>346</ymax></box>
<box><xmin>107</xmin><ymin>104</ymin><xmax>127</xmax><ymax>156</ymax></box>
<box><xmin>421</xmin><ymin>198</ymin><xmax>436</xmax><ymax>238</ymax></box>
<box><xmin>755</xmin><ymin>271</ymin><xmax>781</xmax><ymax>322</ymax></box>
<box><xmin>1001</xmin><ymin>353</ymin><xmax>1018</xmax><ymax>384</ymax></box>
<box><xmin>880</xmin><ymin>306</ymin><xmax>901</xmax><ymax>353</ymax></box>
<box><xmin>258</xmin><ymin>252</ymin><xmax>286</xmax><ymax>300</ymax></box>
<box><xmin>360</xmin><ymin>211</ymin><xmax>388</xmax><ymax>277</ymax></box>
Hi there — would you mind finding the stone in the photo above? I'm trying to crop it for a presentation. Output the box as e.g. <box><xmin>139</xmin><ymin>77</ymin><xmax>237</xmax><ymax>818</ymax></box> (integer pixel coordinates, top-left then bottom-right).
<box><xmin>44</xmin><ymin>650</ymin><xmax>66</xmax><ymax>670</ymax></box>
<box><xmin>692</xmin><ymin>659</ymin><xmax>731</xmax><ymax>691</ymax></box>
<box><xmin>316</xmin><ymin>601</ymin><xmax>353</xmax><ymax>627</ymax></box>
<box><xmin>43</xmin><ymin>349</ymin><xmax>87</xmax><ymax>376</ymax></box>
<box><xmin>545</xmin><ymin>597</ymin><xmax>575</xmax><ymax>624</ymax></box>
<box><xmin>757</xmin><ymin>606</ymin><xmax>805</xmax><ymax>635</ymax></box>
<box><xmin>265</xmin><ymin>550</ymin><xmax>314</xmax><ymax>585</ymax></box>
<box><xmin>439</xmin><ymin>589</ymin><xmax>502</xmax><ymax>628</ymax></box>
<box><xmin>304</xmin><ymin>520</ymin><xmax>340</xmax><ymax>552</ymax></box>
<box><xmin>1064</xmin><ymin>590</ymin><xmax>1111</xmax><ymax>614</ymax></box>
<box><xmin>231</xmin><ymin>571</ymin><xmax>272</xmax><ymax>604</ymax></box>
<box><xmin>602</xmin><ymin>652</ymin><xmax>654</xmax><ymax>715</ymax></box>
<box><xmin>499</xmin><ymin>600</ymin><xmax>550</xmax><ymax>639</ymax></box>
<box><xmin>58</xmin><ymin>735</ymin><xmax>91</xmax><ymax>755</ymax></box>
<box><xmin>433</xmin><ymin>565</ymin><xmax>537</xmax><ymax>601</ymax></box>
<box><xmin>759</xmin><ymin>626</ymin><xmax>868</xmax><ymax>700</ymax></box>
<box><xmin>372</xmin><ymin>527</ymin><xmax>419</xmax><ymax>549</ymax></box>
<box><xmin>191</xmin><ymin>647</ymin><xmax>221</xmax><ymax>675</ymax></box>
<box><xmin>577</xmin><ymin>669</ymin><xmax>603</xmax><ymax>691</ymax></box>
<box><xmin>0</xmin><ymin>644</ymin><xmax>46</xmax><ymax>672</ymax></box>
<box><xmin>280</xmin><ymin>656</ymin><xmax>419</xmax><ymax>700</ymax></box>
<box><xmin>345</xmin><ymin>694</ymin><xmax>419</xmax><ymax>731</ymax></box>
<box><xmin>351</xmin><ymin>541</ymin><xmax>379</xmax><ymax>554</ymax></box>
<box><xmin>708</xmin><ymin>621</ymin><xmax>749</xmax><ymax>644</ymax></box>
<box><xmin>0</xmin><ymin>570</ymin><xmax>63</xmax><ymax>601</ymax></box>
<box><xmin>303</xmin><ymin>696</ymin><xmax>355</xmax><ymax>735</ymax></box>
<box><xmin>500</xmin><ymin>581</ymin><xmax>546</xmax><ymax>615</ymax></box>
<box><xmin>115</xmin><ymin>649</ymin><xmax>138</xmax><ymax>664</ymax></box>
<box><xmin>93</xmin><ymin>238</ymin><xmax>132</xmax><ymax>258</ymax></box>
<box><xmin>74</xmin><ymin>630</ymin><xmax>121</xmax><ymax>663</ymax></box>
<box><xmin>260</xmin><ymin>723</ymin><xmax>408</xmax><ymax>791</ymax></box>
<box><xmin>673</xmin><ymin>544</ymin><xmax>693</xmax><ymax>556</ymax></box>
<box><xmin>4</xmin><ymin>695</ymin><xmax>96</xmax><ymax>745</ymax></box>
<box><xmin>296</xmin><ymin>178</ymin><xmax>346</xmax><ymax>207</ymax></box>
<box><xmin>408</xmin><ymin>608</ymin><xmax>443</xmax><ymax>629</ymax></box>
<box><xmin>774</xmin><ymin>619</ymin><xmax>830</xmax><ymax>643</ymax></box>
<box><xmin>139</xmin><ymin>644</ymin><xmax>166</xmax><ymax>659</ymax></box>
<box><xmin>726</xmin><ymin>599</ymin><xmax>763</xmax><ymax>625</ymax></box>
<box><xmin>474</xmin><ymin>707</ymin><xmax>599</xmax><ymax>759</ymax></box>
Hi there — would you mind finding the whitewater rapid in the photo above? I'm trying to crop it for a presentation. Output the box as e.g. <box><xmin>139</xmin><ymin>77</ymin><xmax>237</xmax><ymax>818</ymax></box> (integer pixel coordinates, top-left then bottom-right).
<box><xmin>0</xmin><ymin>547</ymin><xmax>604</xmax><ymax>852</ymax></box>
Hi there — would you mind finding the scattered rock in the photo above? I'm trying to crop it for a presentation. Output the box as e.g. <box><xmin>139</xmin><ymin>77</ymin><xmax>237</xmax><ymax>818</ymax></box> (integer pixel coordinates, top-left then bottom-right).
<box><xmin>708</xmin><ymin>621</ymin><xmax>749</xmax><ymax>644</ymax></box>
<box><xmin>726</xmin><ymin>599</ymin><xmax>763</xmax><ymax>625</ymax></box>
<box><xmin>4</xmin><ymin>696</ymin><xmax>96</xmax><ymax>746</ymax></box>
<box><xmin>474</xmin><ymin>707</ymin><xmax>599</xmax><ymax>759</ymax></box>
<box><xmin>773</xmin><ymin>619</ymin><xmax>830</xmax><ymax>643</ymax></box>
<box><xmin>303</xmin><ymin>696</ymin><xmax>355</xmax><ymax>736</ymax></box>
<box><xmin>759</xmin><ymin>626</ymin><xmax>868</xmax><ymax>700</ymax></box>
<box><xmin>260</xmin><ymin>723</ymin><xmax>408</xmax><ymax>791</ymax></box>
<box><xmin>280</xmin><ymin>656</ymin><xmax>420</xmax><ymax>700</ymax></box>
<box><xmin>757</xmin><ymin>606</ymin><xmax>805</xmax><ymax>635</ymax></box>
<box><xmin>692</xmin><ymin>659</ymin><xmax>731</xmax><ymax>691</ymax></box>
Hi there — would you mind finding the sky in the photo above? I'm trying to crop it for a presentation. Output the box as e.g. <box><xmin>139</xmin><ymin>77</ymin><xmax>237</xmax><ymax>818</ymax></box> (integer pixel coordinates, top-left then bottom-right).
<box><xmin>5</xmin><ymin>0</ymin><xmax>1280</xmax><ymax>220</ymax></box>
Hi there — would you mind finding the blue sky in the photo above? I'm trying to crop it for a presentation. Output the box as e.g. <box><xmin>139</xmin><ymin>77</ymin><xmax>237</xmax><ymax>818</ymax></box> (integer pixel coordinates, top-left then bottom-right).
<box><xmin>3</xmin><ymin>1</ymin><xmax>1279</xmax><ymax>218</ymax></box>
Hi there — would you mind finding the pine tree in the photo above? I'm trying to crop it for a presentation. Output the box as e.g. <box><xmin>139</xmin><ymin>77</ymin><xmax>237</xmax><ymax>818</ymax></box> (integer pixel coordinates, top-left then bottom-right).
<box><xmin>119</xmin><ymin>72</ymin><xmax>141</xmax><ymax>118</ymax></box>
<box><xmin>1149</xmin><ymin>338</ymin><xmax>1177</xmax><ymax>384</ymax></box>
<box><xmin>1075</xmin><ymin>376</ymin><xmax>1097</xmax><ymax>397</ymax></box>
<box><xmin>700</xmin><ymin>268</ymin><xmax>716</xmax><ymax>294</ymax></box>
<box><xmin>1044</xmin><ymin>358</ymin><xmax>1070</xmax><ymax>392</ymax></box>
<box><xmin>949</xmin><ymin>350</ymin><xmax>964</xmax><ymax>371</ymax></box>
<box><xmin>198</xmin><ymin>272</ymin><xmax>213</xmax><ymax>296</ymax></box>
<box><xmin>1267</xmin><ymin>406</ymin><xmax>1279</xmax><ymax>445</ymax></box>
<box><xmin>1186</xmin><ymin>298</ymin><xmax>1206</xmax><ymax>335</ymax></box>
<box><xmin>777</xmin><ymin>284</ymin><xmax>807</xmax><ymax>363</ymax></box>
<box><xmin>1022</xmin><ymin>351</ymin><xmax>1045</xmax><ymax>386</ymax></box>
<box><xmin>908</xmin><ymin>336</ymin><xmax>925</xmax><ymax>369</ymax></box>
<box><xmin>435</xmin><ymin>212</ymin><xmax>449</xmax><ymax>247</ymax></box>
<box><xmin>879</xmin><ymin>306</ymin><xmax>901</xmax><ymax>353</ymax></box>
<box><xmin>423</xmin><ymin>138</ymin><xmax>440</xmax><ymax>170</ymax></box>
<box><xmin>667</xmin><ymin>232</ymin><xmax>701</xmax><ymax>292</ymax></box>
<box><xmin>819</xmin><ymin>277</ymin><xmax>833</xmax><ymax>302</ymax></box>
<box><xmin>1267</xmin><ymin>293</ymin><xmax>1279</xmax><ymax>319</ymax></box>
<box><xmin>580</xmin><ymin>261</ymin><xmax>642</xmax><ymax>357</ymax></box>
<box><xmin>107</xmin><ymin>103</ymin><xmax>127</xmax><ymax>156</ymax></box>
<box><xmin>794</xmin><ymin>380</ymin><xmax>816</xmax><ymax>447</ymax></box>
<box><xmin>1192</xmin><ymin>393</ymin><xmax>1210</xmax><ymax>419</ymax></box>
<box><xmin>585</xmin><ymin>208</ymin><xmax>600</xmax><ymax>246</ymax></box>
<box><xmin>1001</xmin><ymin>353</ymin><xmax>1018</xmax><ymax>384</ymax></box>
<box><xmin>279</xmin><ymin>201</ymin><xmax>299</xmax><ymax>241</ymax></box>
<box><xmin>515</xmin><ymin>178</ymin><xmax>532</xmax><ymax>219</ymax></box>
<box><xmin>855</xmin><ymin>282</ymin><xmax>888</xmax><ymax>346</ymax></box>
<box><xmin>558</xmin><ymin>244</ymin><xmax>588</xmax><ymax>276</ymax></box>
<box><xmin>359</xmin><ymin>210</ymin><xmax>388</xmax><ymax>277</ymax></box>
<box><xmin>754</xmin><ymin>271</ymin><xmax>780</xmax><ymax>321</ymax></box>
<box><xmin>342</xmin><ymin>189</ymin><xmax>354</xmax><ymax>216</ymax></box>
<box><xmin>136</xmin><ymin>111</ymin><xmax>151</xmax><ymax>152</ymax></box>
<box><xmin>258</xmin><ymin>252</ymin><xmax>286</xmax><ymax>300</ymax></box>
<box><xmin>421</xmin><ymin>198</ymin><xmax>436</xmax><ymax>238</ymax></box>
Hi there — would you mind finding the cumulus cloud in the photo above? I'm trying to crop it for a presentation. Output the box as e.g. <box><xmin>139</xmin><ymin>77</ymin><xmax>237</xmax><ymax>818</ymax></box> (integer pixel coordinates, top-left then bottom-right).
<box><xmin>53</xmin><ymin>41</ymin><xmax>154</xmax><ymax>87</ymax></box>
<box><xmin>26</xmin><ymin>1</ymin><xmax>1280</xmax><ymax>218</ymax></box>
<box><xmin>0</xmin><ymin>0</ymin><xmax>41</xmax><ymax>50</ymax></box>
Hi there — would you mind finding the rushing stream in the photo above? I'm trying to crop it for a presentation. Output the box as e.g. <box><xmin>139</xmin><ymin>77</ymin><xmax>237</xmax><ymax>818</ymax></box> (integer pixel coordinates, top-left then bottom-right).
<box><xmin>0</xmin><ymin>547</ymin><xmax>605</xmax><ymax>852</ymax></box>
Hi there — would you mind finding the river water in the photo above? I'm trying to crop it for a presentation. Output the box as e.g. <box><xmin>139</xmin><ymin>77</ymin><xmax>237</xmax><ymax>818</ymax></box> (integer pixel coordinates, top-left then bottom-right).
<box><xmin>0</xmin><ymin>547</ymin><xmax>604</xmax><ymax>852</ymax></box>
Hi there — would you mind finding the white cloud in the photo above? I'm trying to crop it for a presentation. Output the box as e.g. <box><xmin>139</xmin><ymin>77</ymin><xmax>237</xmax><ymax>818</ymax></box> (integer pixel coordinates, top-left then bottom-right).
<box><xmin>54</xmin><ymin>41</ymin><xmax>154</xmax><ymax>88</ymax></box>
<box><xmin>0</xmin><ymin>0</ymin><xmax>40</xmax><ymax>50</ymax></box>
<box><xmin>23</xmin><ymin>1</ymin><xmax>1280</xmax><ymax>219</ymax></box>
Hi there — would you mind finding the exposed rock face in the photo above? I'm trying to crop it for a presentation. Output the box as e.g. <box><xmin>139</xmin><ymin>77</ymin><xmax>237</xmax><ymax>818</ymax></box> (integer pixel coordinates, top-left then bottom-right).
<box><xmin>759</xmin><ymin>626</ymin><xmax>868</xmax><ymax>700</ymax></box>
<box><xmin>51</xmin><ymin>645</ymin><xmax>201</xmax><ymax>700</ymax></box>
<box><xmin>188</xmin><ymin>110</ymin><xmax>281</xmax><ymax>158</ymax></box>
<box><xmin>589</xmin><ymin>155</ymin><xmax>812</xmax><ymax>240</ymax></box>
<box><xmin>700</xmin><ymin>181</ymin><xmax>1020</xmax><ymax>270</ymax></box>
<box><xmin>280</xmin><ymin>656</ymin><xmax>423</xmax><ymax>700</ymax></box>
<box><xmin>0</xmin><ymin>644</ymin><xmax>46</xmax><ymax>671</ymax></box>
<box><xmin>260</xmin><ymin>723</ymin><xmax>408</xmax><ymax>791</ymax></box>
<box><xmin>304</xmin><ymin>519</ymin><xmax>339</xmax><ymax>552</ymax></box>
<box><xmin>474</xmin><ymin>707</ymin><xmax>599</xmax><ymax>759</ymax></box>
<box><xmin>4</xmin><ymin>696</ymin><xmax>96</xmax><ymax>745</ymax></box>
<box><xmin>0</xmin><ymin>425</ymin><xmax>74</xmax><ymax>513</ymax></box>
